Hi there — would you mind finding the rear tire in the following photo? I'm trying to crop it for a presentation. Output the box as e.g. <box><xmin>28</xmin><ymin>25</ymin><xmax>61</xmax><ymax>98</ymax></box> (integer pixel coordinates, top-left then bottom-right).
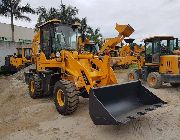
<box><xmin>147</xmin><ymin>72</ymin><xmax>162</xmax><ymax>89</ymax></box>
<box><xmin>170</xmin><ymin>83</ymin><xmax>180</xmax><ymax>88</ymax></box>
<box><xmin>127</xmin><ymin>69</ymin><xmax>139</xmax><ymax>81</ymax></box>
<box><xmin>28</xmin><ymin>74</ymin><xmax>42</xmax><ymax>99</ymax></box>
<box><xmin>53</xmin><ymin>80</ymin><xmax>79</xmax><ymax>115</ymax></box>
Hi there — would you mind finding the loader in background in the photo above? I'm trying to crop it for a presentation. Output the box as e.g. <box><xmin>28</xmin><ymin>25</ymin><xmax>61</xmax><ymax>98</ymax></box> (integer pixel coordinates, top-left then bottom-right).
<box><xmin>127</xmin><ymin>36</ymin><xmax>180</xmax><ymax>88</ymax></box>
<box><xmin>1</xmin><ymin>46</ymin><xmax>32</xmax><ymax>73</ymax></box>
<box><xmin>111</xmin><ymin>38</ymin><xmax>145</xmax><ymax>69</ymax></box>
<box><xmin>98</xmin><ymin>25</ymin><xmax>145</xmax><ymax>69</ymax></box>
<box><xmin>24</xmin><ymin>19</ymin><xmax>166</xmax><ymax>125</ymax></box>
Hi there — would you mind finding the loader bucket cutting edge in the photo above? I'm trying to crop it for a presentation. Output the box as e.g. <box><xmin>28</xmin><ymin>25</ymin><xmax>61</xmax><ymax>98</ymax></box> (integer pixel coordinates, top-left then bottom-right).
<box><xmin>89</xmin><ymin>81</ymin><xmax>166</xmax><ymax>125</ymax></box>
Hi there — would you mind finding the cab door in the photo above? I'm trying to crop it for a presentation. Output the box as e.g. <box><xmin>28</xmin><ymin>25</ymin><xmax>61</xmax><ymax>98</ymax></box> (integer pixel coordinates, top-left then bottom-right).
<box><xmin>152</xmin><ymin>39</ymin><xmax>160</xmax><ymax>64</ymax></box>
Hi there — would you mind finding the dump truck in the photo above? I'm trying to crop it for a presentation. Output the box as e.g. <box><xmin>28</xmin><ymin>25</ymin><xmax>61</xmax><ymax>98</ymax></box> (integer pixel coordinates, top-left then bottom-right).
<box><xmin>1</xmin><ymin>46</ymin><xmax>32</xmax><ymax>73</ymax></box>
<box><xmin>24</xmin><ymin>19</ymin><xmax>166</xmax><ymax>125</ymax></box>
<box><xmin>127</xmin><ymin>36</ymin><xmax>180</xmax><ymax>88</ymax></box>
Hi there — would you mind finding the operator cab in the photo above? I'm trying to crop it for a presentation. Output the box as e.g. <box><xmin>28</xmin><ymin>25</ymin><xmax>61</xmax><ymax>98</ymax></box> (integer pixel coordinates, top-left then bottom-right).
<box><xmin>15</xmin><ymin>47</ymin><xmax>32</xmax><ymax>60</ymax></box>
<box><xmin>24</xmin><ymin>48</ymin><xmax>32</xmax><ymax>60</ymax></box>
<box><xmin>39</xmin><ymin>20</ymin><xmax>79</xmax><ymax>59</ymax></box>
<box><xmin>83</xmin><ymin>41</ymin><xmax>98</xmax><ymax>54</ymax></box>
<box><xmin>144</xmin><ymin>36</ymin><xmax>178</xmax><ymax>64</ymax></box>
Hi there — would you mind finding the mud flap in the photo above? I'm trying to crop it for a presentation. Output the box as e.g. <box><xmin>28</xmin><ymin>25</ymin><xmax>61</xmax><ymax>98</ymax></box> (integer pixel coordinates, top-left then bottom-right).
<box><xmin>89</xmin><ymin>81</ymin><xmax>166</xmax><ymax>125</ymax></box>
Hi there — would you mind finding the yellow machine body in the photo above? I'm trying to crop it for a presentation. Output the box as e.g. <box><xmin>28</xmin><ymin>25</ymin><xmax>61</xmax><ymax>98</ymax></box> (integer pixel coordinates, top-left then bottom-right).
<box><xmin>10</xmin><ymin>47</ymin><xmax>32</xmax><ymax>67</ymax></box>
<box><xmin>128</xmin><ymin>36</ymin><xmax>180</xmax><ymax>88</ymax></box>
<box><xmin>36</xmin><ymin>50</ymin><xmax>117</xmax><ymax>93</ymax></box>
<box><xmin>159</xmin><ymin>55</ymin><xmax>180</xmax><ymax>74</ymax></box>
<box><xmin>99</xmin><ymin>24</ymin><xmax>134</xmax><ymax>54</ymax></box>
<box><xmin>25</xmin><ymin>19</ymin><xmax>166</xmax><ymax>125</ymax></box>
<box><xmin>1</xmin><ymin>46</ymin><xmax>32</xmax><ymax>73</ymax></box>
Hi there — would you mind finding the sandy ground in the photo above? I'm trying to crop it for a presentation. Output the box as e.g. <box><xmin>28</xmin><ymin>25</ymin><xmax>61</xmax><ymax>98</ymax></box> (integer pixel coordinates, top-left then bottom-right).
<box><xmin>0</xmin><ymin>69</ymin><xmax>180</xmax><ymax>140</ymax></box>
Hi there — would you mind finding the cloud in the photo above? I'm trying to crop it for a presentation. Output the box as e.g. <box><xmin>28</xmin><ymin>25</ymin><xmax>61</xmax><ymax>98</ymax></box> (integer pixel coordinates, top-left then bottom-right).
<box><xmin>0</xmin><ymin>0</ymin><xmax>180</xmax><ymax>41</ymax></box>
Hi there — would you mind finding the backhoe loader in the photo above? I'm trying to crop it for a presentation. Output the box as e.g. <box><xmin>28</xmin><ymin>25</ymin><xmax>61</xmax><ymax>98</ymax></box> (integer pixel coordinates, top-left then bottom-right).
<box><xmin>127</xmin><ymin>36</ymin><xmax>180</xmax><ymax>88</ymax></box>
<box><xmin>24</xmin><ymin>19</ymin><xmax>165</xmax><ymax>125</ymax></box>
<box><xmin>1</xmin><ymin>46</ymin><xmax>32</xmax><ymax>73</ymax></box>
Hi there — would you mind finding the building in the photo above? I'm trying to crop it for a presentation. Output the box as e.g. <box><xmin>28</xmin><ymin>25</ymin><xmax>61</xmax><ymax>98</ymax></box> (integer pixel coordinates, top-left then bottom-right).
<box><xmin>0</xmin><ymin>22</ymin><xmax>34</xmax><ymax>43</ymax></box>
<box><xmin>0</xmin><ymin>23</ymin><xmax>34</xmax><ymax>66</ymax></box>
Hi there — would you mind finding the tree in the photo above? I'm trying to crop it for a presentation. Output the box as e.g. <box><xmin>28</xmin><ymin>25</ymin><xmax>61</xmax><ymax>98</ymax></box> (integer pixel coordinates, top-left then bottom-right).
<box><xmin>36</xmin><ymin>4</ymin><xmax>80</xmax><ymax>30</ymax></box>
<box><xmin>36</xmin><ymin>4</ymin><xmax>103</xmax><ymax>45</ymax></box>
<box><xmin>86</xmin><ymin>26</ymin><xmax>103</xmax><ymax>45</ymax></box>
<box><xmin>79</xmin><ymin>17</ymin><xmax>87</xmax><ymax>34</ymax></box>
<box><xmin>36</xmin><ymin>7</ymin><xmax>59</xmax><ymax>29</ymax></box>
<box><xmin>0</xmin><ymin>0</ymin><xmax>36</xmax><ymax>42</ymax></box>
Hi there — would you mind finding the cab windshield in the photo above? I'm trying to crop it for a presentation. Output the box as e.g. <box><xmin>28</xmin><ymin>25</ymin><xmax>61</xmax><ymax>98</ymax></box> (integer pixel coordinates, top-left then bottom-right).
<box><xmin>53</xmin><ymin>25</ymin><xmax>77</xmax><ymax>51</ymax></box>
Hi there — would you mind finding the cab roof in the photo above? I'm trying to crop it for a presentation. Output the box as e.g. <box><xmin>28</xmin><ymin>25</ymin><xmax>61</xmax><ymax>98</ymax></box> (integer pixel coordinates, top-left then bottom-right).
<box><xmin>38</xmin><ymin>19</ymin><xmax>81</xmax><ymax>29</ymax></box>
<box><xmin>144</xmin><ymin>36</ymin><xmax>175</xmax><ymax>42</ymax></box>
<box><xmin>38</xmin><ymin>19</ymin><xmax>61</xmax><ymax>28</ymax></box>
<box><xmin>16</xmin><ymin>46</ymin><xmax>31</xmax><ymax>49</ymax></box>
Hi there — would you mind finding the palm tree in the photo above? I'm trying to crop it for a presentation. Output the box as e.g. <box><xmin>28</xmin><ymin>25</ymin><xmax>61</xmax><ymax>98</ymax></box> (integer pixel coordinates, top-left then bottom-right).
<box><xmin>0</xmin><ymin>0</ymin><xmax>36</xmax><ymax>42</ymax></box>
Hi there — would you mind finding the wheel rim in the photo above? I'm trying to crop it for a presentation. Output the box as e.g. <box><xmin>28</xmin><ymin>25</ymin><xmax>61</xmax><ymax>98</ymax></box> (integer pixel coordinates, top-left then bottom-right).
<box><xmin>30</xmin><ymin>81</ymin><xmax>35</xmax><ymax>93</ymax></box>
<box><xmin>57</xmin><ymin>89</ymin><xmax>65</xmax><ymax>107</ymax></box>
<box><xmin>128</xmin><ymin>73</ymin><xmax>135</xmax><ymax>80</ymax></box>
<box><xmin>149</xmin><ymin>77</ymin><xmax>156</xmax><ymax>85</ymax></box>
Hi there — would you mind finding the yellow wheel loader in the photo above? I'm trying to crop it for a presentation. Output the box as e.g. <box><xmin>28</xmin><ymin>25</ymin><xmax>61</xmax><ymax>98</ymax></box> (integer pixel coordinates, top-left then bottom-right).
<box><xmin>1</xmin><ymin>46</ymin><xmax>32</xmax><ymax>73</ymax></box>
<box><xmin>128</xmin><ymin>36</ymin><xmax>180</xmax><ymax>88</ymax></box>
<box><xmin>98</xmin><ymin>25</ymin><xmax>145</xmax><ymax>69</ymax></box>
<box><xmin>24</xmin><ymin>19</ymin><xmax>165</xmax><ymax>125</ymax></box>
<box><xmin>112</xmin><ymin>39</ymin><xmax>145</xmax><ymax>69</ymax></box>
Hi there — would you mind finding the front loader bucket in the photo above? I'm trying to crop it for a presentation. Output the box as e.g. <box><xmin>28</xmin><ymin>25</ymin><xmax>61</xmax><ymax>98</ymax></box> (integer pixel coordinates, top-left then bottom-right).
<box><xmin>115</xmin><ymin>24</ymin><xmax>134</xmax><ymax>37</ymax></box>
<box><xmin>89</xmin><ymin>81</ymin><xmax>166</xmax><ymax>125</ymax></box>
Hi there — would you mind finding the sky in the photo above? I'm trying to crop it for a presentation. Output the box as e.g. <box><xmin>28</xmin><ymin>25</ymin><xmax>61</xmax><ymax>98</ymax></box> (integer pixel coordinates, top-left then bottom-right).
<box><xmin>0</xmin><ymin>0</ymin><xmax>180</xmax><ymax>42</ymax></box>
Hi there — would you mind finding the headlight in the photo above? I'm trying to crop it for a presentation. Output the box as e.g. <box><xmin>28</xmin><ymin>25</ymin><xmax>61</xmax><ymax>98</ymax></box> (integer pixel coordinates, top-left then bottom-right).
<box><xmin>56</xmin><ymin>52</ymin><xmax>60</xmax><ymax>58</ymax></box>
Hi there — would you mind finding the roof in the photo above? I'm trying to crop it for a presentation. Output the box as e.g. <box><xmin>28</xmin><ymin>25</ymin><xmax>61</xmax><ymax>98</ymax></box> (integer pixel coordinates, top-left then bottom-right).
<box><xmin>16</xmin><ymin>46</ymin><xmax>31</xmax><ymax>49</ymax></box>
<box><xmin>144</xmin><ymin>36</ymin><xmax>175</xmax><ymax>42</ymax></box>
<box><xmin>38</xmin><ymin>19</ymin><xmax>61</xmax><ymax>28</ymax></box>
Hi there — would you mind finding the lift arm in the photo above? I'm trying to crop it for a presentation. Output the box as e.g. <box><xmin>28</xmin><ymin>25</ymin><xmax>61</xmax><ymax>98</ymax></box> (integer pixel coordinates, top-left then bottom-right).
<box><xmin>99</xmin><ymin>24</ymin><xmax>134</xmax><ymax>54</ymax></box>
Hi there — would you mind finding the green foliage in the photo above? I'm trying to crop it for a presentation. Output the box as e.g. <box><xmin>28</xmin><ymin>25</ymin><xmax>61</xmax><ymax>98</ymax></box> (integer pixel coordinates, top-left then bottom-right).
<box><xmin>86</xmin><ymin>26</ymin><xmax>102</xmax><ymax>45</ymax></box>
<box><xmin>36</xmin><ymin>4</ymin><xmax>80</xmax><ymax>29</ymax></box>
<box><xmin>36</xmin><ymin>4</ymin><xmax>103</xmax><ymax>45</ymax></box>
<box><xmin>0</xmin><ymin>0</ymin><xmax>36</xmax><ymax>41</ymax></box>
<box><xmin>0</xmin><ymin>0</ymin><xmax>36</xmax><ymax>19</ymax></box>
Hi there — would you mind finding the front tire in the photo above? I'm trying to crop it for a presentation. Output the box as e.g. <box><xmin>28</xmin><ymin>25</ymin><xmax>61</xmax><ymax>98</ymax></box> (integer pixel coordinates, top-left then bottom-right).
<box><xmin>127</xmin><ymin>69</ymin><xmax>139</xmax><ymax>81</ymax></box>
<box><xmin>28</xmin><ymin>74</ymin><xmax>42</xmax><ymax>99</ymax></box>
<box><xmin>53</xmin><ymin>80</ymin><xmax>79</xmax><ymax>115</ymax></box>
<box><xmin>147</xmin><ymin>72</ymin><xmax>162</xmax><ymax>89</ymax></box>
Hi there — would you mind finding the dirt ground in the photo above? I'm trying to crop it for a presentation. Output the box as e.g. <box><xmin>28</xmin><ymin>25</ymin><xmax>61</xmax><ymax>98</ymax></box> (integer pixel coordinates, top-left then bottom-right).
<box><xmin>0</xmin><ymin>69</ymin><xmax>180</xmax><ymax>140</ymax></box>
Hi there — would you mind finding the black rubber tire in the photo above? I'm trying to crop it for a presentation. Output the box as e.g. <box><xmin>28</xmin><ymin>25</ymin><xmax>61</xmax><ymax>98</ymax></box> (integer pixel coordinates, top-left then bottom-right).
<box><xmin>28</xmin><ymin>74</ymin><xmax>43</xmax><ymax>99</ymax></box>
<box><xmin>53</xmin><ymin>80</ymin><xmax>79</xmax><ymax>115</ymax></box>
<box><xmin>170</xmin><ymin>83</ymin><xmax>180</xmax><ymax>88</ymax></box>
<box><xmin>147</xmin><ymin>72</ymin><xmax>162</xmax><ymax>89</ymax></box>
<box><xmin>127</xmin><ymin>69</ymin><xmax>139</xmax><ymax>81</ymax></box>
